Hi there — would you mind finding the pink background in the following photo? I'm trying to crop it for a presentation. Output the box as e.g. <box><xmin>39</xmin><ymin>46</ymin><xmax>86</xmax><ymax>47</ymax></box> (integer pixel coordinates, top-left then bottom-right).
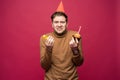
<box><xmin>0</xmin><ymin>0</ymin><xmax>120</xmax><ymax>80</ymax></box>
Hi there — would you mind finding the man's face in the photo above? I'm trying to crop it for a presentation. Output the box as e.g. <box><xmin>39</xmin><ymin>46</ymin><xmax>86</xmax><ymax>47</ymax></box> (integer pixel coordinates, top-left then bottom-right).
<box><xmin>52</xmin><ymin>16</ymin><xmax>67</xmax><ymax>34</ymax></box>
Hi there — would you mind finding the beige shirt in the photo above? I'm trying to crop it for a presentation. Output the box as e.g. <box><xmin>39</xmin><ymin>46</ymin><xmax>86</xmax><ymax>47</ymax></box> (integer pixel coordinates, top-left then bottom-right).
<box><xmin>40</xmin><ymin>30</ymin><xmax>83</xmax><ymax>80</ymax></box>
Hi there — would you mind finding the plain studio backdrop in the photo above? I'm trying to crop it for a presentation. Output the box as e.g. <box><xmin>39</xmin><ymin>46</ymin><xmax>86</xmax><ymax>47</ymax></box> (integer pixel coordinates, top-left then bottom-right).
<box><xmin>0</xmin><ymin>0</ymin><xmax>120</xmax><ymax>80</ymax></box>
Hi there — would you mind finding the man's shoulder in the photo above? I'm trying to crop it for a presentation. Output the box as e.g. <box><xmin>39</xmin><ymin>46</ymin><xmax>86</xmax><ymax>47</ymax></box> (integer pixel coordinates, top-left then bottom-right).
<box><xmin>66</xmin><ymin>30</ymin><xmax>78</xmax><ymax>37</ymax></box>
<box><xmin>40</xmin><ymin>32</ymin><xmax>53</xmax><ymax>40</ymax></box>
<box><xmin>41</xmin><ymin>32</ymin><xmax>53</xmax><ymax>36</ymax></box>
<box><xmin>68</xmin><ymin>30</ymin><xmax>78</xmax><ymax>35</ymax></box>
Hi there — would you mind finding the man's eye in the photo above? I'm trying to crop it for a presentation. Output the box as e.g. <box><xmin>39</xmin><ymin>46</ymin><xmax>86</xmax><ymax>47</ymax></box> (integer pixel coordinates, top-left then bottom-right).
<box><xmin>54</xmin><ymin>21</ymin><xmax>58</xmax><ymax>23</ymax></box>
<box><xmin>60</xmin><ymin>21</ymin><xmax>66</xmax><ymax>23</ymax></box>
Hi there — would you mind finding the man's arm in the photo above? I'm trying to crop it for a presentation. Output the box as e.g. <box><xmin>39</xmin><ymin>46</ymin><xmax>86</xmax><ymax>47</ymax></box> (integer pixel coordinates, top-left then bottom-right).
<box><xmin>71</xmin><ymin>41</ymin><xmax>84</xmax><ymax>66</ymax></box>
<box><xmin>70</xmin><ymin>37</ymin><xmax>84</xmax><ymax>66</ymax></box>
<box><xmin>40</xmin><ymin>36</ymin><xmax>54</xmax><ymax>71</ymax></box>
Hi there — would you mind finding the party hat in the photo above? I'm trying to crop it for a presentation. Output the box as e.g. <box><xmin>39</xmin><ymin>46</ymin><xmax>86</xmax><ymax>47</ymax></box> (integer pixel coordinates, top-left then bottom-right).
<box><xmin>56</xmin><ymin>1</ymin><xmax>65</xmax><ymax>12</ymax></box>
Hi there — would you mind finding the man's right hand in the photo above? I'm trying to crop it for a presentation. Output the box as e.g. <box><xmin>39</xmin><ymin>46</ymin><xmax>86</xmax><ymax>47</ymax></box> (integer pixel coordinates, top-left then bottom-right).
<box><xmin>45</xmin><ymin>36</ymin><xmax>54</xmax><ymax>47</ymax></box>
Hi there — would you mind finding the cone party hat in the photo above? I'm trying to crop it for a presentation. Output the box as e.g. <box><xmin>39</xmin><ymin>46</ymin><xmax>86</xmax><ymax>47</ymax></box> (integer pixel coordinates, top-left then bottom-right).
<box><xmin>56</xmin><ymin>1</ymin><xmax>65</xmax><ymax>12</ymax></box>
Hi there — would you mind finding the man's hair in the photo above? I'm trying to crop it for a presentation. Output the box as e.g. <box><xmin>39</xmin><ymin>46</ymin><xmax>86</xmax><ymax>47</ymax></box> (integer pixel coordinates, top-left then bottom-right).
<box><xmin>51</xmin><ymin>12</ymin><xmax>68</xmax><ymax>22</ymax></box>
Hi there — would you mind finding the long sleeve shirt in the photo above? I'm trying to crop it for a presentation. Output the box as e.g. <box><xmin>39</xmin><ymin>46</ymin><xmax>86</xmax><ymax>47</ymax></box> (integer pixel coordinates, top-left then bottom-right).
<box><xmin>40</xmin><ymin>30</ymin><xmax>84</xmax><ymax>80</ymax></box>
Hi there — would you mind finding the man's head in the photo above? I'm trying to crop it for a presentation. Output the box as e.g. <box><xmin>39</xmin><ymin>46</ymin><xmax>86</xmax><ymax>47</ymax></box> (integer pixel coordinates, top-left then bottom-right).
<box><xmin>51</xmin><ymin>12</ymin><xmax>68</xmax><ymax>35</ymax></box>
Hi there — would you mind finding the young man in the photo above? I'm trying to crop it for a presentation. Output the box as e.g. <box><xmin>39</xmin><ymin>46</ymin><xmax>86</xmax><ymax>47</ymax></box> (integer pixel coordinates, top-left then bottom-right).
<box><xmin>40</xmin><ymin>11</ymin><xmax>84</xmax><ymax>80</ymax></box>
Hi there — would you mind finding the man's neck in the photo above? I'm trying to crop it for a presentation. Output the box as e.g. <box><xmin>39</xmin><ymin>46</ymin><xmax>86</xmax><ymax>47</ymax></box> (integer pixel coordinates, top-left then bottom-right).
<box><xmin>53</xmin><ymin>30</ymin><xmax>67</xmax><ymax>38</ymax></box>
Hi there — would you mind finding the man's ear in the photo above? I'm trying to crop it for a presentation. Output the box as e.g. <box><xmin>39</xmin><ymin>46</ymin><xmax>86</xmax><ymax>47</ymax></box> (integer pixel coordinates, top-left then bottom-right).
<box><xmin>66</xmin><ymin>23</ymin><xmax>68</xmax><ymax>28</ymax></box>
<box><xmin>51</xmin><ymin>23</ymin><xmax>54</xmax><ymax>28</ymax></box>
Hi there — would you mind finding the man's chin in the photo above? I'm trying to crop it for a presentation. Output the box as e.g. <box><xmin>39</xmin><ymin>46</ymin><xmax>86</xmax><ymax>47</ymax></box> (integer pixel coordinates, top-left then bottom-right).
<box><xmin>56</xmin><ymin>32</ymin><xmax>62</xmax><ymax>35</ymax></box>
<box><xmin>54</xmin><ymin>31</ymin><xmax>63</xmax><ymax>35</ymax></box>
<box><xmin>57</xmin><ymin>31</ymin><xmax>62</xmax><ymax>34</ymax></box>
<box><xmin>54</xmin><ymin>30</ymin><xmax>67</xmax><ymax>36</ymax></box>
<box><xmin>55</xmin><ymin>30</ymin><xmax>62</xmax><ymax>33</ymax></box>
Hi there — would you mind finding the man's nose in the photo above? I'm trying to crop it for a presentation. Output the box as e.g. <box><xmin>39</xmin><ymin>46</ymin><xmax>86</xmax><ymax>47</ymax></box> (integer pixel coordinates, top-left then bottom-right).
<box><xmin>58</xmin><ymin>22</ymin><xmax>62</xmax><ymax>26</ymax></box>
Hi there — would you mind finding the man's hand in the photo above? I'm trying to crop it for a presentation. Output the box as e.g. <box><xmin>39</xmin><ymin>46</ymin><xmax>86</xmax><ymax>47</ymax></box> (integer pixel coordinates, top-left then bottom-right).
<box><xmin>69</xmin><ymin>37</ymin><xmax>79</xmax><ymax>47</ymax></box>
<box><xmin>45</xmin><ymin>36</ymin><xmax>54</xmax><ymax>47</ymax></box>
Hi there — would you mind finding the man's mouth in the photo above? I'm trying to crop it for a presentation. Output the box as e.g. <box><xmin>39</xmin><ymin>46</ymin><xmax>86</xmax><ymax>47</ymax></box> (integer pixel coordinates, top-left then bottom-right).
<box><xmin>57</xmin><ymin>28</ymin><xmax>63</xmax><ymax>31</ymax></box>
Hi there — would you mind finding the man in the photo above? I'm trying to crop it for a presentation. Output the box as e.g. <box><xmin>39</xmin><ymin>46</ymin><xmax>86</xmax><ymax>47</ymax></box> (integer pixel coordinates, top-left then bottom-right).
<box><xmin>40</xmin><ymin>11</ymin><xmax>84</xmax><ymax>80</ymax></box>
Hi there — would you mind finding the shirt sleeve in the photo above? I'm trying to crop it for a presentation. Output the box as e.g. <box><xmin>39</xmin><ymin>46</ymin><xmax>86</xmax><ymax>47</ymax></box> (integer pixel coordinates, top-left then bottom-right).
<box><xmin>71</xmin><ymin>39</ymin><xmax>84</xmax><ymax>66</ymax></box>
<box><xmin>40</xmin><ymin>36</ymin><xmax>52</xmax><ymax>72</ymax></box>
